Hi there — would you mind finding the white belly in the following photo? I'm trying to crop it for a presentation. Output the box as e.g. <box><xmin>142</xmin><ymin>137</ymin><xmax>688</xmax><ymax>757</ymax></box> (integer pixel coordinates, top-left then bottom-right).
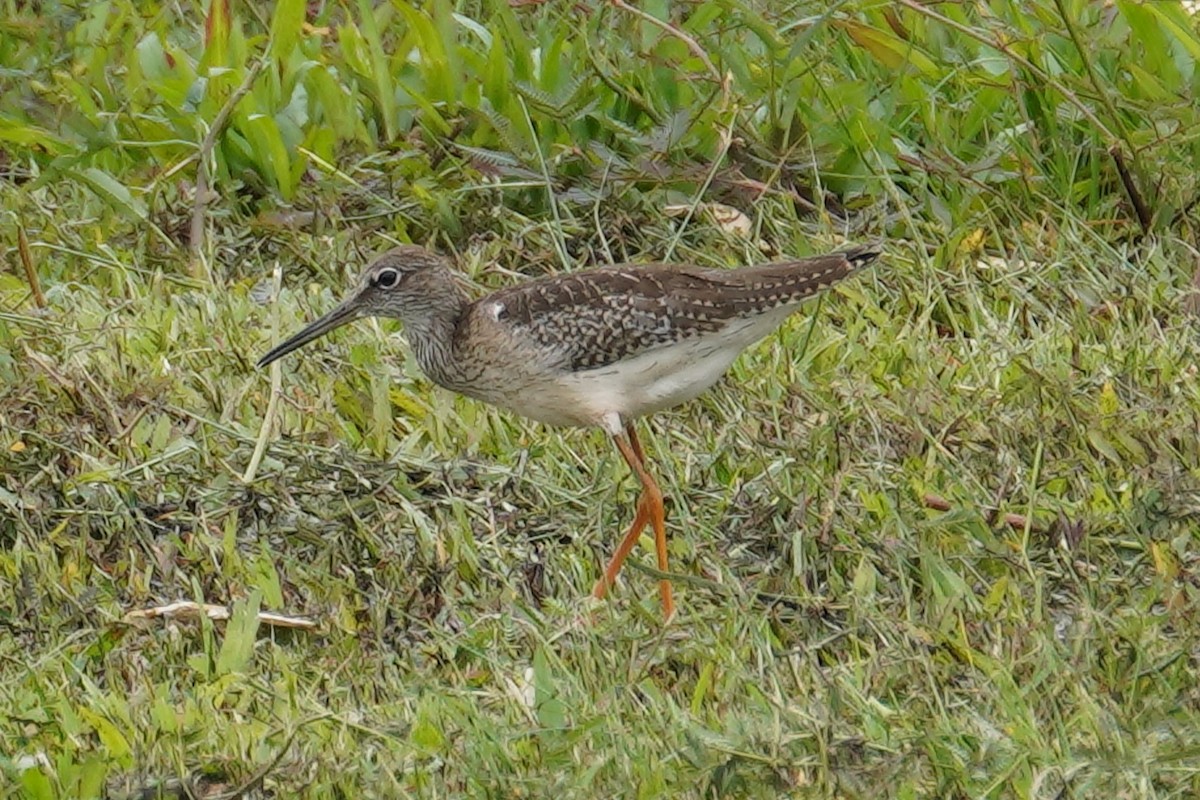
<box><xmin>506</xmin><ymin>313</ymin><xmax>791</xmax><ymax>428</ymax></box>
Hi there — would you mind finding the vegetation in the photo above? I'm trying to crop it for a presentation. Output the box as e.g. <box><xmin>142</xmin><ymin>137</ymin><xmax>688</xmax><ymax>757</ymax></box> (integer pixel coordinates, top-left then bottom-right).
<box><xmin>3</xmin><ymin>0</ymin><xmax>1200</xmax><ymax>796</ymax></box>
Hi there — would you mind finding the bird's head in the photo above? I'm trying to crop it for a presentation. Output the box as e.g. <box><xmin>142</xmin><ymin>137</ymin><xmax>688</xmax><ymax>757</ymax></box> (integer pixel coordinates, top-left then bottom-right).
<box><xmin>257</xmin><ymin>245</ymin><xmax>457</xmax><ymax>368</ymax></box>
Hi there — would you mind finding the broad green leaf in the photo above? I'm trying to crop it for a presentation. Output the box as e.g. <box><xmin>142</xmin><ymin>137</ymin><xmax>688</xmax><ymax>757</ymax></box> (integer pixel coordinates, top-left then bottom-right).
<box><xmin>300</xmin><ymin>125</ymin><xmax>336</xmax><ymax>173</ymax></box>
<box><xmin>453</xmin><ymin>12</ymin><xmax>491</xmax><ymax>48</ymax></box>
<box><xmin>491</xmin><ymin>4</ymin><xmax>532</xmax><ymax>82</ymax></box>
<box><xmin>684</xmin><ymin>1</ymin><xmax>723</xmax><ymax>35</ymax></box>
<box><xmin>410</xmin><ymin>717</ymin><xmax>444</xmax><ymax>751</ymax></box>
<box><xmin>270</xmin><ymin>0</ymin><xmax>306</xmax><ymax>59</ymax></box>
<box><xmin>541</xmin><ymin>28</ymin><xmax>569</xmax><ymax>94</ymax></box>
<box><xmin>241</xmin><ymin>113</ymin><xmax>295</xmax><ymax>199</ymax></box>
<box><xmin>395</xmin><ymin>2</ymin><xmax>455</xmax><ymax>103</ymax></box>
<box><xmin>78</xmin><ymin>0</ymin><xmax>113</xmax><ymax>45</ymax></box>
<box><xmin>77</xmin><ymin>708</ymin><xmax>133</xmax><ymax>768</ymax></box>
<box><xmin>136</xmin><ymin>32</ymin><xmax>172</xmax><ymax>82</ymax></box>
<box><xmin>838</xmin><ymin>19</ymin><xmax>938</xmax><ymax>78</ymax></box>
<box><xmin>338</xmin><ymin>22</ymin><xmax>372</xmax><ymax>75</ymax></box>
<box><xmin>252</xmin><ymin>549</ymin><xmax>284</xmax><ymax>608</ymax></box>
<box><xmin>1098</xmin><ymin>380</ymin><xmax>1119</xmax><ymax>416</ymax></box>
<box><xmin>852</xmin><ymin>555</ymin><xmax>878</xmax><ymax>597</ymax></box>
<box><xmin>1142</xmin><ymin>2</ymin><xmax>1200</xmax><ymax>63</ymax></box>
<box><xmin>20</xmin><ymin>766</ymin><xmax>54</xmax><ymax>800</ymax></box>
<box><xmin>72</xmin><ymin>755</ymin><xmax>110</xmax><ymax>799</ymax></box>
<box><xmin>395</xmin><ymin>80</ymin><xmax>452</xmax><ymax>136</ymax></box>
<box><xmin>1087</xmin><ymin>429</ymin><xmax>1121</xmax><ymax>463</ymax></box>
<box><xmin>215</xmin><ymin>591</ymin><xmax>262</xmax><ymax>676</ymax></box>
<box><xmin>532</xmin><ymin>646</ymin><xmax>566</xmax><ymax>730</ymax></box>
<box><xmin>720</xmin><ymin>0</ymin><xmax>783</xmax><ymax>49</ymax></box>
<box><xmin>136</xmin><ymin>33</ymin><xmax>196</xmax><ymax>109</ymax></box>
<box><xmin>149</xmin><ymin>413</ymin><xmax>172</xmax><ymax>452</ymax></box>
<box><xmin>0</xmin><ymin>119</ymin><xmax>68</xmax><ymax>151</ymax></box>
<box><xmin>1126</xmin><ymin>64</ymin><xmax>1170</xmax><ymax>100</ymax></box>
<box><xmin>277</xmin><ymin>82</ymin><xmax>310</xmax><ymax>145</ymax></box>
<box><xmin>1117</xmin><ymin>0</ymin><xmax>1171</xmax><ymax>73</ymax></box>
<box><xmin>1114</xmin><ymin>430</ymin><xmax>1148</xmax><ymax>465</ymax></box>
<box><xmin>983</xmin><ymin>575</ymin><xmax>1010</xmax><ymax>615</ymax></box>
<box><xmin>202</xmin><ymin>0</ymin><xmax>232</xmax><ymax>72</ymax></box>
<box><xmin>356</xmin><ymin>0</ymin><xmax>396</xmax><ymax>141</ymax></box>
<box><xmin>67</xmin><ymin>167</ymin><xmax>148</xmax><ymax>222</ymax></box>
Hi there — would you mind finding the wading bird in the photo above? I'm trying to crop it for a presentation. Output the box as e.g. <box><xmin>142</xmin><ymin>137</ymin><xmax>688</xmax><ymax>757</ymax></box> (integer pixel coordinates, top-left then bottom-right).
<box><xmin>259</xmin><ymin>243</ymin><xmax>879</xmax><ymax>620</ymax></box>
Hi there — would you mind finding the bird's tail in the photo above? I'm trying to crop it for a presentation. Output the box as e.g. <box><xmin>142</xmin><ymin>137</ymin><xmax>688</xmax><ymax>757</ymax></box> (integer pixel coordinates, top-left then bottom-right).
<box><xmin>841</xmin><ymin>241</ymin><xmax>883</xmax><ymax>272</ymax></box>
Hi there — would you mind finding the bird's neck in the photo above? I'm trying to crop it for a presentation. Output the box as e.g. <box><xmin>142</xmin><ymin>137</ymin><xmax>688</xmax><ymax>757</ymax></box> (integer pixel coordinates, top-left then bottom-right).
<box><xmin>404</xmin><ymin>282</ymin><xmax>472</xmax><ymax>391</ymax></box>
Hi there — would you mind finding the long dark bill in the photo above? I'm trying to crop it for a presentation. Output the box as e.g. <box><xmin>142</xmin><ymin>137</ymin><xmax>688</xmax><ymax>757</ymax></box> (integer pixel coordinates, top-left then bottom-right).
<box><xmin>256</xmin><ymin>294</ymin><xmax>363</xmax><ymax>368</ymax></box>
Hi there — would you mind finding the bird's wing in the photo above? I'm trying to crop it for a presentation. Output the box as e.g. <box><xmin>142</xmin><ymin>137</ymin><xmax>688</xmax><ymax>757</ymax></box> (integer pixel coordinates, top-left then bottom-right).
<box><xmin>471</xmin><ymin>247</ymin><xmax>876</xmax><ymax>372</ymax></box>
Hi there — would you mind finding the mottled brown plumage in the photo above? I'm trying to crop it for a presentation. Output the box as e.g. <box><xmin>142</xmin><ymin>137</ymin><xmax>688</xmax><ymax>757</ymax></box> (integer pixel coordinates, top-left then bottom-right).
<box><xmin>258</xmin><ymin>243</ymin><xmax>880</xmax><ymax>619</ymax></box>
<box><xmin>484</xmin><ymin>251</ymin><xmax>872</xmax><ymax>371</ymax></box>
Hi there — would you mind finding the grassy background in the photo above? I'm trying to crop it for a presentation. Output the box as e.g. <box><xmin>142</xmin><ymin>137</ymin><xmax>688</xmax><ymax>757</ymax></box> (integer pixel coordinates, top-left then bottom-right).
<box><xmin>3</xmin><ymin>0</ymin><xmax>1200</xmax><ymax>797</ymax></box>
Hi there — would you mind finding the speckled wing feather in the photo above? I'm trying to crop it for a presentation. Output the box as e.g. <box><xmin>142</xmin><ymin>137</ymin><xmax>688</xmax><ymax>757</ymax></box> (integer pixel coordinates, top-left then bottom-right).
<box><xmin>482</xmin><ymin>245</ymin><xmax>880</xmax><ymax>372</ymax></box>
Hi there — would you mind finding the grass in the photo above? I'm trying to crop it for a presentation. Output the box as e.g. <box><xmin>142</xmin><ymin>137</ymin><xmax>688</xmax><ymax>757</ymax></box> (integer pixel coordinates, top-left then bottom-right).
<box><xmin>3</xmin><ymin>0</ymin><xmax>1200</xmax><ymax>797</ymax></box>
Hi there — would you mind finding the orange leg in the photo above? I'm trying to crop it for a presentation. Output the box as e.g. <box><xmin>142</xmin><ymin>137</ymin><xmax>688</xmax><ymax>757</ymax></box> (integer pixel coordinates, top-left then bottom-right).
<box><xmin>625</xmin><ymin>421</ymin><xmax>646</xmax><ymax>463</ymax></box>
<box><xmin>592</xmin><ymin>491</ymin><xmax>653</xmax><ymax>599</ymax></box>
<box><xmin>591</xmin><ymin>423</ymin><xmax>675</xmax><ymax>620</ymax></box>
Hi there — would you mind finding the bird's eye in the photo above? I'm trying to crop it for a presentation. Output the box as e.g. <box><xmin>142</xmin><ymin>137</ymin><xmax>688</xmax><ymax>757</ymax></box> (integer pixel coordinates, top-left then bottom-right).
<box><xmin>375</xmin><ymin>268</ymin><xmax>399</xmax><ymax>288</ymax></box>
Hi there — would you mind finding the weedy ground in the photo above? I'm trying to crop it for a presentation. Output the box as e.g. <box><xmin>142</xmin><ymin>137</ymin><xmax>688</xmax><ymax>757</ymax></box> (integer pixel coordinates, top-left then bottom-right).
<box><xmin>3</xmin><ymin>1</ymin><xmax>1200</xmax><ymax>798</ymax></box>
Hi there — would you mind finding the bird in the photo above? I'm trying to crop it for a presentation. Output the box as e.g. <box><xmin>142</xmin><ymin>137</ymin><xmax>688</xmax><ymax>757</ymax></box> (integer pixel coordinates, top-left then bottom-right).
<box><xmin>258</xmin><ymin>242</ymin><xmax>880</xmax><ymax>620</ymax></box>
